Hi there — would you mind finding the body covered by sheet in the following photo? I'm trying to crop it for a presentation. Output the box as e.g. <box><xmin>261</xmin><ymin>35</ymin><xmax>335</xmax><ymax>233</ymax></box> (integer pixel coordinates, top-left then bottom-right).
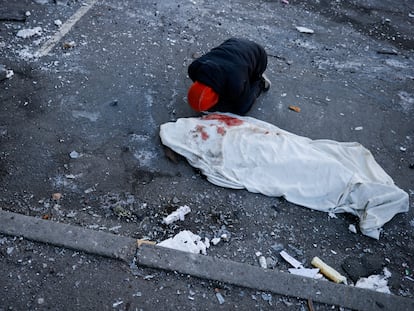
<box><xmin>159</xmin><ymin>113</ymin><xmax>409</xmax><ymax>239</ymax></box>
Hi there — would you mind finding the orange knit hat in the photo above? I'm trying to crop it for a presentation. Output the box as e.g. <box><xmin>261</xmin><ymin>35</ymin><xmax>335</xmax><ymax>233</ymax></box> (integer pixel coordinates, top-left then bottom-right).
<box><xmin>188</xmin><ymin>81</ymin><xmax>219</xmax><ymax>112</ymax></box>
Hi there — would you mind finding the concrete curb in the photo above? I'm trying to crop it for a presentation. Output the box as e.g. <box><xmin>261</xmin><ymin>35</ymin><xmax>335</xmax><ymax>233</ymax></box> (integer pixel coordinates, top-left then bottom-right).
<box><xmin>1</xmin><ymin>209</ymin><xmax>413</xmax><ymax>310</ymax></box>
<box><xmin>0</xmin><ymin>209</ymin><xmax>136</xmax><ymax>261</ymax></box>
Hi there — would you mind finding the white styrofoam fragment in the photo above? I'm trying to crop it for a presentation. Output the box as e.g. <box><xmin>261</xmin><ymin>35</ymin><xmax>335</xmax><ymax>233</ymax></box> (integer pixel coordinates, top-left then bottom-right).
<box><xmin>157</xmin><ymin>230</ymin><xmax>209</xmax><ymax>255</ymax></box>
<box><xmin>288</xmin><ymin>268</ymin><xmax>322</xmax><ymax>279</ymax></box>
<box><xmin>296</xmin><ymin>26</ymin><xmax>314</xmax><ymax>34</ymax></box>
<box><xmin>162</xmin><ymin>205</ymin><xmax>191</xmax><ymax>225</ymax></box>
<box><xmin>280</xmin><ymin>250</ymin><xmax>303</xmax><ymax>269</ymax></box>
<box><xmin>355</xmin><ymin>268</ymin><xmax>392</xmax><ymax>294</ymax></box>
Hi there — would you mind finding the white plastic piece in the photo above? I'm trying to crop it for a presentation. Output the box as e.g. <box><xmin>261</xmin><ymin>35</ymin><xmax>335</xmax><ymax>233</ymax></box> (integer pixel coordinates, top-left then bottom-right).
<box><xmin>296</xmin><ymin>26</ymin><xmax>314</xmax><ymax>34</ymax></box>
<box><xmin>112</xmin><ymin>301</ymin><xmax>123</xmax><ymax>307</ymax></box>
<box><xmin>288</xmin><ymin>268</ymin><xmax>322</xmax><ymax>279</ymax></box>
<box><xmin>215</xmin><ymin>292</ymin><xmax>225</xmax><ymax>304</ymax></box>
<box><xmin>348</xmin><ymin>224</ymin><xmax>357</xmax><ymax>233</ymax></box>
<box><xmin>280</xmin><ymin>251</ymin><xmax>303</xmax><ymax>269</ymax></box>
<box><xmin>162</xmin><ymin>205</ymin><xmax>191</xmax><ymax>225</ymax></box>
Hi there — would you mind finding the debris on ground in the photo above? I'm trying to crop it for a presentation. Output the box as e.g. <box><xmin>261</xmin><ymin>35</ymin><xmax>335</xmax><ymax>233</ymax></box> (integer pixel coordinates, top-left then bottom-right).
<box><xmin>63</xmin><ymin>41</ymin><xmax>76</xmax><ymax>49</ymax></box>
<box><xmin>69</xmin><ymin>150</ymin><xmax>81</xmax><ymax>159</ymax></box>
<box><xmin>0</xmin><ymin>65</ymin><xmax>14</xmax><ymax>81</ymax></box>
<box><xmin>261</xmin><ymin>293</ymin><xmax>273</xmax><ymax>305</ymax></box>
<box><xmin>211</xmin><ymin>237</ymin><xmax>221</xmax><ymax>245</ymax></box>
<box><xmin>137</xmin><ymin>239</ymin><xmax>156</xmax><ymax>248</ymax></box>
<box><xmin>157</xmin><ymin>230</ymin><xmax>209</xmax><ymax>255</ymax></box>
<box><xmin>162</xmin><ymin>205</ymin><xmax>191</xmax><ymax>225</ymax></box>
<box><xmin>42</xmin><ymin>214</ymin><xmax>51</xmax><ymax>220</ymax></box>
<box><xmin>295</xmin><ymin>26</ymin><xmax>314</xmax><ymax>34</ymax></box>
<box><xmin>355</xmin><ymin>268</ymin><xmax>392</xmax><ymax>294</ymax></box>
<box><xmin>215</xmin><ymin>289</ymin><xmax>225</xmax><ymax>305</ymax></box>
<box><xmin>112</xmin><ymin>205</ymin><xmax>132</xmax><ymax>219</ymax></box>
<box><xmin>288</xmin><ymin>267</ymin><xmax>322</xmax><ymax>279</ymax></box>
<box><xmin>288</xmin><ymin>105</ymin><xmax>301</xmax><ymax>112</ymax></box>
<box><xmin>52</xmin><ymin>193</ymin><xmax>62</xmax><ymax>201</ymax></box>
<box><xmin>266</xmin><ymin>257</ymin><xmax>278</xmax><ymax>269</ymax></box>
<box><xmin>112</xmin><ymin>300</ymin><xmax>123</xmax><ymax>308</ymax></box>
<box><xmin>348</xmin><ymin>224</ymin><xmax>357</xmax><ymax>234</ymax></box>
<box><xmin>280</xmin><ymin>250</ymin><xmax>303</xmax><ymax>269</ymax></box>
<box><xmin>341</xmin><ymin>255</ymin><xmax>384</xmax><ymax>283</ymax></box>
<box><xmin>377</xmin><ymin>48</ymin><xmax>398</xmax><ymax>55</ymax></box>
<box><xmin>280</xmin><ymin>250</ymin><xmax>322</xmax><ymax>279</ymax></box>
<box><xmin>311</xmin><ymin>257</ymin><xmax>347</xmax><ymax>284</ymax></box>
<box><xmin>0</xmin><ymin>0</ymin><xmax>413</xmax><ymax>308</ymax></box>
<box><xmin>258</xmin><ymin>255</ymin><xmax>267</xmax><ymax>269</ymax></box>
<box><xmin>6</xmin><ymin>70</ymin><xmax>14</xmax><ymax>79</ymax></box>
<box><xmin>16</xmin><ymin>27</ymin><xmax>43</xmax><ymax>39</ymax></box>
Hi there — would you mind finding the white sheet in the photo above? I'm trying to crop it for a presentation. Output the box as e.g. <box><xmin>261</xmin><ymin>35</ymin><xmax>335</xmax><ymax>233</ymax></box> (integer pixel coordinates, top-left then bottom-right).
<box><xmin>159</xmin><ymin>113</ymin><xmax>409</xmax><ymax>239</ymax></box>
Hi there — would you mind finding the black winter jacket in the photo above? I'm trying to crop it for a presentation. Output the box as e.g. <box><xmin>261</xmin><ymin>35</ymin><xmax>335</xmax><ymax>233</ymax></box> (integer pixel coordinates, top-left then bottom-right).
<box><xmin>188</xmin><ymin>38</ymin><xmax>267</xmax><ymax>115</ymax></box>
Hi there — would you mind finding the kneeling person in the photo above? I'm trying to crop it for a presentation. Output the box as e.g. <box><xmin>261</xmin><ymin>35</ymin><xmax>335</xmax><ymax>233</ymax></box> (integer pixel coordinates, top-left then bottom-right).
<box><xmin>187</xmin><ymin>38</ymin><xmax>271</xmax><ymax>115</ymax></box>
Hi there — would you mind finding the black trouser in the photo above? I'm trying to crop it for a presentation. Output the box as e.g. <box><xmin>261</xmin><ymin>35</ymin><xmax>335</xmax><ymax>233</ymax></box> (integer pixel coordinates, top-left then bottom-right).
<box><xmin>238</xmin><ymin>78</ymin><xmax>265</xmax><ymax>115</ymax></box>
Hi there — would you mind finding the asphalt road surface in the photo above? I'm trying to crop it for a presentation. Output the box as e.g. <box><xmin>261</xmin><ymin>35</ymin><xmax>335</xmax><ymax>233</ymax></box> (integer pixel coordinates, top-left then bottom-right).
<box><xmin>1</xmin><ymin>0</ymin><xmax>413</xmax><ymax>310</ymax></box>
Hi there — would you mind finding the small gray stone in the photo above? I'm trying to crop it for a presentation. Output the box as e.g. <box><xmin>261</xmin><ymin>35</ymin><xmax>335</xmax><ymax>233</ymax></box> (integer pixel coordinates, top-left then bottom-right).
<box><xmin>271</xmin><ymin>243</ymin><xmax>284</xmax><ymax>253</ymax></box>
<box><xmin>266</xmin><ymin>257</ymin><xmax>278</xmax><ymax>269</ymax></box>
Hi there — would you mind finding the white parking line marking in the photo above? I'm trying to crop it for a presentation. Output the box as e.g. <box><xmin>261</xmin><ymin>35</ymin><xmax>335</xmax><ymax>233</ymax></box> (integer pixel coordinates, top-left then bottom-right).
<box><xmin>37</xmin><ymin>0</ymin><xmax>98</xmax><ymax>57</ymax></box>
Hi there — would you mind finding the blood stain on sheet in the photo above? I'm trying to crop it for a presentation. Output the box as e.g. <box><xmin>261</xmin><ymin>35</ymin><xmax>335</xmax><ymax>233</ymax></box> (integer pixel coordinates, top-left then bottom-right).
<box><xmin>195</xmin><ymin>125</ymin><xmax>209</xmax><ymax>140</ymax></box>
<box><xmin>202</xmin><ymin>114</ymin><xmax>243</xmax><ymax>126</ymax></box>
<box><xmin>216</xmin><ymin>126</ymin><xmax>226</xmax><ymax>136</ymax></box>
